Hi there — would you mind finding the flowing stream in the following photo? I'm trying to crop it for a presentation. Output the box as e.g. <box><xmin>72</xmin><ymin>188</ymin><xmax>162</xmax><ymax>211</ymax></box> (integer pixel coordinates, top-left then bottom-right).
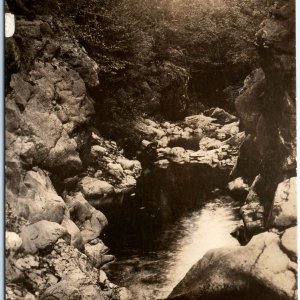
<box><xmin>104</xmin><ymin>195</ymin><xmax>241</xmax><ymax>300</ymax></box>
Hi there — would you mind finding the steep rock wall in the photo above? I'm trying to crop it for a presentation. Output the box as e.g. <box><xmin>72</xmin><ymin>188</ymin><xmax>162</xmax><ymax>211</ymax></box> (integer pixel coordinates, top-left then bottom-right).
<box><xmin>168</xmin><ymin>1</ymin><xmax>297</xmax><ymax>299</ymax></box>
<box><xmin>233</xmin><ymin>0</ymin><xmax>296</xmax><ymax>236</ymax></box>
<box><xmin>5</xmin><ymin>7</ymin><xmax>136</xmax><ymax>300</ymax></box>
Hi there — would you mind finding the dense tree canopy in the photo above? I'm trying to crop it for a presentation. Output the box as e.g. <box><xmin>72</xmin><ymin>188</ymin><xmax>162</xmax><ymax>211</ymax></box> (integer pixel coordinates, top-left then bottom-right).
<box><xmin>53</xmin><ymin>0</ymin><xmax>267</xmax><ymax>142</ymax></box>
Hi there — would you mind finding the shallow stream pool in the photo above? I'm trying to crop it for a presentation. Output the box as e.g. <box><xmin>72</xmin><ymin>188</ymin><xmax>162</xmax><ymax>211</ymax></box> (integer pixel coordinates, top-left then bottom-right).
<box><xmin>104</xmin><ymin>196</ymin><xmax>241</xmax><ymax>299</ymax></box>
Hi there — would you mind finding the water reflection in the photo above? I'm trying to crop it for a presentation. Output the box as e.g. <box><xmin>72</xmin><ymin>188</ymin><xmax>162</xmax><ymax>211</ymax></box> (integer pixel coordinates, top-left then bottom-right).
<box><xmin>105</xmin><ymin>196</ymin><xmax>240</xmax><ymax>300</ymax></box>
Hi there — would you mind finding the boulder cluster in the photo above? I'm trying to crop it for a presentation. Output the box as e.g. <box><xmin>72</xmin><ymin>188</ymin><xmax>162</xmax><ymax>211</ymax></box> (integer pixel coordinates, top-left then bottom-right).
<box><xmin>5</xmin><ymin>14</ymin><xmax>140</xmax><ymax>300</ymax></box>
<box><xmin>135</xmin><ymin>107</ymin><xmax>242</xmax><ymax>169</ymax></box>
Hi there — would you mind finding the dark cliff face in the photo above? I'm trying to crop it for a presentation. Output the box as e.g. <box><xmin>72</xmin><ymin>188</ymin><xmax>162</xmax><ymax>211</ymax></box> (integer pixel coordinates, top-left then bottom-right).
<box><xmin>4</xmin><ymin>3</ymin><xmax>138</xmax><ymax>299</ymax></box>
<box><xmin>234</xmin><ymin>0</ymin><xmax>296</xmax><ymax>235</ymax></box>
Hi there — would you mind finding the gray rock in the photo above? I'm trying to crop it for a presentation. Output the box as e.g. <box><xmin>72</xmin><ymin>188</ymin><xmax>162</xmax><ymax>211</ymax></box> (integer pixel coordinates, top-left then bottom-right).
<box><xmin>281</xmin><ymin>226</ymin><xmax>297</xmax><ymax>262</ymax></box>
<box><xmin>61</xmin><ymin>216</ymin><xmax>84</xmax><ymax>250</ymax></box>
<box><xmin>80</xmin><ymin>176</ymin><xmax>114</xmax><ymax>199</ymax></box>
<box><xmin>271</xmin><ymin>177</ymin><xmax>296</xmax><ymax>228</ymax></box>
<box><xmin>235</xmin><ymin>69</ymin><xmax>265</xmax><ymax>133</ymax></box>
<box><xmin>17</xmin><ymin>169</ymin><xmax>67</xmax><ymax>224</ymax></box>
<box><xmin>206</xmin><ymin>107</ymin><xmax>238</xmax><ymax>125</ymax></box>
<box><xmin>20</xmin><ymin>221</ymin><xmax>70</xmax><ymax>254</ymax></box>
<box><xmin>41</xmin><ymin>280</ymin><xmax>81</xmax><ymax>300</ymax></box>
<box><xmin>65</xmin><ymin>192</ymin><xmax>108</xmax><ymax>244</ymax></box>
<box><xmin>84</xmin><ymin>241</ymin><xmax>115</xmax><ymax>268</ymax></box>
<box><xmin>6</xmin><ymin>232</ymin><xmax>23</xmax><ymax>256</ymax></box>
<box><xmin>240</xmin><ymin>175</ymin><xmax>265</xmax><ymax>235</ymax></box>
<box><xmin>169</xmin><ymin>232</ymin><xmax>297</xmax><ymax>300</ymax></box>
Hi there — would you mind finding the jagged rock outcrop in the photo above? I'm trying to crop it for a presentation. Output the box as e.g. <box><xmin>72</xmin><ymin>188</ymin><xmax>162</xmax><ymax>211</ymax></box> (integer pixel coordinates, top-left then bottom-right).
<box><xmin>233</xmin><ymin>0</ymin><xmax>296</xmax><ymax>236</ymax></box>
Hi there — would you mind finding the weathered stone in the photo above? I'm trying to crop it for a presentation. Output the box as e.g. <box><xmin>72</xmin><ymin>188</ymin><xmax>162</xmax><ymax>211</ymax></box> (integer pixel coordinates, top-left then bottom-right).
<box><xmin>6</xmin><ymin>232</ymin><xmax>22</xmax><ymax>256</ymax></box>
<box><xmin>169</xmin><ymin>232</ymin><xmax>297</xmax><ymax>300</ymax></box>
<box><xmin>10</xmin><ymin>74</ymin><xmax>33</xmax><ymax>109</ymax></box>
<box><xmin>271</xmin><ymin>177</ymin><xmax>297</xmax><ymax>228</ymax></box>
<box><xmin>235</xmin><ymin>68</ymin><xmax>265</xmax><ymax>133</ymax></box>
<box><xmin>107</xmin><ymin>163</ymin><xmax>124</xmax><ymax>180</ymax></box>
<box><xmin>78</xmin><ymin>285</ymin><xmax>105</xmax><ymax>300</ymax></box>
<box><xmin>20</xmin><ymin>221</ymin><xmax>70</xmax><ymax>254</ymax></box>
<box><xmin>6</xmin><ymin>257</ymin><xmax>24</xmax><ymax>283</ymax></box>
<box><xmin>84</xmin><ymin>241</ymin><xmax>115</xmax><ymax>268</ymax></box>
<box><xmin>41</xmin><ymin>280</ymin><xmax>81</xmax><ymax>300</ymax></box>
<box><xmin>60</xmin><ymin>42</ymin><xmax>99</xmax><ymax>87</ymax></box>
<box><xmin>80</xmin><ymin>177</ymin><xmax>114</xmax><ymax>199</ymax></box>
<box><xmin>228</xmin><ymin>177</ymin><xmax>250</xmax><ymax>199</ymax></box>
<box><xmin>118</xmin><ymin>287</ymin><xmax>133</xmax><ymax>300</ymax></box>
<box><xmin>144</xmin><ymin>118</ymin><xmax>158</xmax><ymax>128</ymax></box>
<box><xmin>206</xmin><ymin>107</ymin><xmax>238</xmax><ymax>125</ymax></box>
<box><xmin>81</xmin><ymin>210</ymin><xmax>108</xmax><ymax>244</ymax></box>
<box><xmin>17</xmin><ymin>169</ymin><xmax>67</xmax><ymax>224</ymax></box>
<box><xmin>91</xmin><ymin>145</ymin><xmax>107</xmax><ymax>157</ymax></box>
<box><xmin>240</xmin><ymin>175</ymin><xmax>265</xmax><ymax>235</ymax></box>
<box><xmin>61</xmin><ymin>216</ymin><xmax>84</xmax><ymax>250</ymax></box>
<box><xmin>199</xmin><ymin>137</ymin><xmax>222</xmax><ymax>151</ymax></box>
<box><xmin>184</xmin><ymin>114</ymin><xmax>217</xmax><ymax>131</ymax></box>
<box><xmin>281</xmin><ymin>226</ymin><xmax>297</xmax><ymax>262</ymax></box>
<box><xmin>217</xmin><ymin>122</ymin><xmax>239</xmax><ymax>137</ymax></box>
<box><xmin>14</xmin><ymin>255</ymin><xmax>39</xmax><ymax>271</ymax></box>
<box><xmin>98</xmin><ymin>270</ymin><xmax>108</xmax><ymax>285</ymax></box>
<box><xmin>116</xmin><ymin>158</ymin><xmax>135</xmax><ymax>170</ymax></box>
<box><xmin>65</xmin><ymin>192</ymin><xmax>108</xmax><ymax>244</ymax></box>
<box><xmin>65</xmin><ymin>192</ymin><xmax>93</xmax><ymax>223</ymax></box>
<box><xmin>45</xmin><ymin>130</ymin><xmax>82</xmax><ymax>177</ymax></box>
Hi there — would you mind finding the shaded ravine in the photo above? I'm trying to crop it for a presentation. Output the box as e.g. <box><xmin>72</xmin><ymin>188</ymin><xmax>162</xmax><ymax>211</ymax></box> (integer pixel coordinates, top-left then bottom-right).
<box><xmin>104</xmin><ymin>195</ymin><xmax>241</xmax><ymax>300</ymax></box>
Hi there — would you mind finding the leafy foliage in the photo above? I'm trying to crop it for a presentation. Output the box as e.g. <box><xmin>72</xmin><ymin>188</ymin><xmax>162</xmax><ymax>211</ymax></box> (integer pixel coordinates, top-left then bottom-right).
<box><xmin>55</xmin><ymin>0</ymin><xmax>267</xmax><ymax>143</ymax></box>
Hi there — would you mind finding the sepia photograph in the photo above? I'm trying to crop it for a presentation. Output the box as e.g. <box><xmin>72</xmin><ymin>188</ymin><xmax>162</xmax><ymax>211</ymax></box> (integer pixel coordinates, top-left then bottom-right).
<box><xmin>4</xmin><ymin>0</ymin><xmax>296</xmax><ymax>299</ymax></box>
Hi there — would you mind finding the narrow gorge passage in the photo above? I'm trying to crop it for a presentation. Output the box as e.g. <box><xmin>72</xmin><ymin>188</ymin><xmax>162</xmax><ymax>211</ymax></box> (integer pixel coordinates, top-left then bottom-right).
<box><xmin>5</xmin><ymin>1</ymin><xmax>296</xmax><ymax>300</ymax></box>
<box><xmin>105</xmin><ymin>195</ymin><xmax>240</xmax><ymax>300</ymax></box>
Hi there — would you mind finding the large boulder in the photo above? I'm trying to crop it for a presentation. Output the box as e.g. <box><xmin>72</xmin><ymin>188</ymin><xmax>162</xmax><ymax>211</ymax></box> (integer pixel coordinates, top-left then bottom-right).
<box><xmin>79</xmin><ymin>177</ymin><xmax>114</xmax><ymax>199</ymax></box>
<box><xmin>169</xmin><ymin>231</ymin><xmax>297</xmax><ymax>300</ymax></box>
<box><xmin>240</xmin><ymin>175</ymin><xmax>265</xmax><ymax>235</ymax></box>
<box><xmin>20</xmin><ymin>220</ymin><xmax>70</xmax><ymax>254</ymax></box>
<box><xmin>84</xmin><ymin>240</ymin><xmax>115</xmax><ymax>268</ymax></box>
<box><xmin>65</xmin><ymin>192</ymin><xmax>108</xmax><ymax>244</ymax></box>
<box><xmin>270</xmin><ymin>177</ymin><xmax>297</xmax><ymax>229</ymax></box>
<box><xmin>61</xmin><ymin>216</ymin><xmax>84</xmax><ymax>250</ymax></box>
<box><xmin>205</xmin><ymin>107</ymin><xmax>238</xmax><ymax>125</ymax></box>
<box><xmin>281</xmin><ymin>226</ymin><xmax>297</xmax><ymax>262</ymax></box>
<box><xmin>6</xmin><ymin>232</ymin><xmax>23</xmax><ymax>256</ymax></box>
<box><xmin>17</xmin><ymin>169</ymin><xmax>67</xmax><ymax>224</ymax></box>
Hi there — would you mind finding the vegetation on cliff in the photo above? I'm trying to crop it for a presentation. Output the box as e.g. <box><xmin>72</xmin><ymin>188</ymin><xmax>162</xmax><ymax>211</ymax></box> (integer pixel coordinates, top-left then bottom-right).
<box><xmin>57</xmin><ymin>0</ymin><xmax>266</xmax><ymax>141</ymax></box>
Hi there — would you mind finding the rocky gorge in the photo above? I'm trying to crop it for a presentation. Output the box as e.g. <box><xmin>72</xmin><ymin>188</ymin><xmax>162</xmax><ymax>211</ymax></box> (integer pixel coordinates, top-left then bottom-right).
<box><xmin>5</xmin><ymin>0</ymin><xmax>296</xmax><ymax>300</ymax></box>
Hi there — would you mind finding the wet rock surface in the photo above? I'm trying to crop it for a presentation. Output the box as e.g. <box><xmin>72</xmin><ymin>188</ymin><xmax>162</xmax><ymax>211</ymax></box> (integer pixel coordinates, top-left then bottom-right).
<box><xmin>169</xmin><ymin>231</ymin><xmax>297</xmax><ymax>300</ymax></box>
